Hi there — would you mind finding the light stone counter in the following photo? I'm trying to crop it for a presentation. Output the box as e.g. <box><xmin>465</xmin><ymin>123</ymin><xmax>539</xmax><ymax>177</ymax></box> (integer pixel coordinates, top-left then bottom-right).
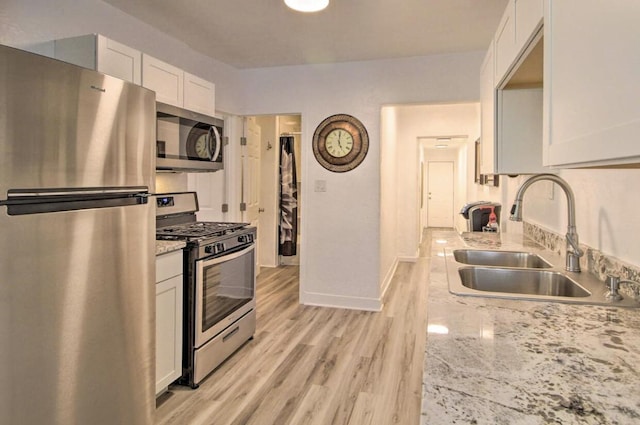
<box><xmin>155</xmin><ymin>240</ymin><xmax>186</xmax><ymax>256</ymax></box>
<box><xmin>421</xmin><ymin>230</ymin><xmax>640</xmax><ymax>424</ymax></box>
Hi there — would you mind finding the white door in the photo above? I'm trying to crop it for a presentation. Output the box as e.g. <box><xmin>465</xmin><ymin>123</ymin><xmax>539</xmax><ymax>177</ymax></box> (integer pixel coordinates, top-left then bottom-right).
<box><xmin>426</xmin><ymin>161</ymin><xmax>454</xmax><ymax>228</ymax></box>
<box><xmin>242</xmin><ymin>117</ymin><xmax>261</xmax><ymax>270</ymax></box>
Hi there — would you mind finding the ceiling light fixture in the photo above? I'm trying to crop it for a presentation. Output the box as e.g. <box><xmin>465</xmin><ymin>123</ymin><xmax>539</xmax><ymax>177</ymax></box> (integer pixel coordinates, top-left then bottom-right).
<box><xmin>284</xmin><ymin>0</ymin><xmax>329</xmax><ymax>12</ymax></box>
<box><xmin>435</xmin><ymin>144</ymin><xmax>449</xmax><ymax>149</ymax></box>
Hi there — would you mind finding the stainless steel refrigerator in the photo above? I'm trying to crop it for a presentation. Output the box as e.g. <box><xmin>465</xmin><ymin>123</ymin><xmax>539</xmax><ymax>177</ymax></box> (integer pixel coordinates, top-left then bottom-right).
<box><xmin>0</xmin><ymin>44</ymin><xmax>156</xmax><ymax>424</ymax></box>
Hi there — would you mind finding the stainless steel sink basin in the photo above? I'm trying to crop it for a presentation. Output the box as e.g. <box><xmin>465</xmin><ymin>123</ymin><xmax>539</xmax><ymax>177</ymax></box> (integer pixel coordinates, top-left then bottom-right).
<box><xmin>453</xmin><ymin>249</ymin><xmax>552</xmax><ymax>269</ymax></box>
<box><xmin>445</xmin><ymin>247</ymin><xmax>640</xmax><ymax>307</ymax></box>
<box><xmin>458</xmin><ymin>266</ymin><xmax>590</xmax><ymax>297</ymax></box>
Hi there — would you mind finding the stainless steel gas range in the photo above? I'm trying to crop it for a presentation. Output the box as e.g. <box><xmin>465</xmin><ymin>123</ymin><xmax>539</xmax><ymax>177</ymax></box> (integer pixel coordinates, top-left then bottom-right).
<box><xmin>155</xmin><ymin>192</ymin><xmax>256</xmax><ymax>388</ymax></box>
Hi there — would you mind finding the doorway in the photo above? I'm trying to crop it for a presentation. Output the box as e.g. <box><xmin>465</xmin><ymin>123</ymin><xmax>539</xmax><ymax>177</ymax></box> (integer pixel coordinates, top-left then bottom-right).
<box><xmin>426</xmin><ymin>161</ymin><xmax>454</xmax><ymax>227</ymax></box>
<box><xmin>245</xmin><ymin>114</ymin><xmax>302</xmax><ymax>269</ymax></box>
<box><xmin>418</xmin><ymin>135</ymin><xmax>469</xmax><ymax>235</ymax></box>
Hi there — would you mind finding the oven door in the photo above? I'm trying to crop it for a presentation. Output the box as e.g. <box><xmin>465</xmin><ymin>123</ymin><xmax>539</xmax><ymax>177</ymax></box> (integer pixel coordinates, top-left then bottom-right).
<box><xmin>194</xmin><ymin>245</ymin><xmax>255</xmax><ymax>348</ymax></box>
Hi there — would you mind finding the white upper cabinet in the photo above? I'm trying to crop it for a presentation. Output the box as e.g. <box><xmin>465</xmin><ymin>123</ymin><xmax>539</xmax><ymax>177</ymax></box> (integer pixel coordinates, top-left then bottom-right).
<box><xmin>515</xmin><ymin>0</ymin><xmax>543</xmax><ymax>52</ymax></box>
<box><xmin>480</xmin><ymin>43</ymin><xmax>496</xmax><ymax>175</ymax></box>
<box><xmin>494</xmin><ymin>1</ymin><xmax>516</xmax><ymax>83</ymax></box>
<box><xmin>480</xmin><ymin>0</ymin><xmax>546</xmax><ymax>175</ymax></box>
<box><xmin>544</xmin><ymin>0</ymin><xmax>640</xmax><ymax>167</ymax></box>
<box><xmin>496</xmin><ymin>87</ymin><xmax>544</xmax><ymax>174</ymax></box>
<box><xmin>143</xmin><ymin>55</ymin><xmax>216</xmax><ymax>115</ymax></box>
<box><xmin>184</xmin><ymin>72</ymin><xmax>216</xmax><ymax>116</ymax></box>
<box><xmin>494</xmin><ymin>0</ymin><xmax>544</xmax><ymax>85</ymax></box>
<box><xmin>142</xmin><ymin>54</ymin><xmax>184</xmax><ymax>107</ymax></box>
<box><xmin>54</xmin><ymin>34</ymin><xmax>141</xmax><ymax>84</ymax></box>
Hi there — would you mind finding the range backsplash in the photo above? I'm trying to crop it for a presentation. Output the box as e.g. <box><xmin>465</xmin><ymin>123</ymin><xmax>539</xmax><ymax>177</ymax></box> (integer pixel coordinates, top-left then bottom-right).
<box><xmin>524</xmin><ymin>222</ymin><xmax>640</xmax><ymax>284</ymax></box>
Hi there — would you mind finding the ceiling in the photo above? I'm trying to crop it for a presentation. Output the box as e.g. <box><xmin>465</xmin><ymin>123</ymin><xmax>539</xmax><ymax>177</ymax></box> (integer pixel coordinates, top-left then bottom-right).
<box><xmin>102</xmin><ymin>0</ymin><xmax>509</xmax><ymax>69</ymax></box>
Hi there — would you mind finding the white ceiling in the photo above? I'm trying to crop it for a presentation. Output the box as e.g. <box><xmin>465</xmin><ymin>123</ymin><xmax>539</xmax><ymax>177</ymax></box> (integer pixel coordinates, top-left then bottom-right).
<box><xmin>102</xmin><ymin>0</ymin><xmax>508</xmax><ymax>69</ymax></box>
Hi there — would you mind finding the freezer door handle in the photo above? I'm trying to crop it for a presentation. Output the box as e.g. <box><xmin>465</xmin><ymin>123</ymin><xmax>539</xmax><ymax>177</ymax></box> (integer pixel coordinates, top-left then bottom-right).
<box><xmin>1</xmin><ymin>187</ymin><xmax>150</xmax><ymax>216</ymax></box>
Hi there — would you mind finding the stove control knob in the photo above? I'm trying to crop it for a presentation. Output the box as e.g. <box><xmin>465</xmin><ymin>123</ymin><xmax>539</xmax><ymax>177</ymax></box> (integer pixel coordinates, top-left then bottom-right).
<box><xmin>205</xmin><ymin>243</ymin><xmax>224</xmax><ymax>254</ymax></box>
<box><xmin>238</xmin><ymin>234</ymin><xmax>253</xmax><ymax>244</ymax></box>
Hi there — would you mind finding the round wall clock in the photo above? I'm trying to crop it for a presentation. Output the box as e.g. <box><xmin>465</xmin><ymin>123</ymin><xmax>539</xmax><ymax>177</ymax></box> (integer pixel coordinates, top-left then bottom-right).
<box><xmin>312</xmin><ymin>114</ymin><xmax>369</xmax><ymax>172</ymax></box>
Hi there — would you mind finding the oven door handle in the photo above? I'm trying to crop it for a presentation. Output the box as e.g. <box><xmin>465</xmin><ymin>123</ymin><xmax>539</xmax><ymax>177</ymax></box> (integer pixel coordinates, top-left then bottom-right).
<box><xmin>200</xmin><ymin>244</ymin><xmax>254</xmax><ymax>268</ymax></box>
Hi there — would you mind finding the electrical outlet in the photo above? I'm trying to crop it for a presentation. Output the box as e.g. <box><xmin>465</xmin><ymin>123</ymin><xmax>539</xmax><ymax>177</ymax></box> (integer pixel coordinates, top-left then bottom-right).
<box><xmin>314</xmin><ymin>180</ymin><xmax>327</xmax><ymax>192</ymax></box>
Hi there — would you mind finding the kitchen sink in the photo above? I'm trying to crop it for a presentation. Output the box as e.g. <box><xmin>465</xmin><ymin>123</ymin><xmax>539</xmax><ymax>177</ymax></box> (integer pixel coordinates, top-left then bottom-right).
<box><xmin>458</xmin><ymin>266</ymin><xmax>590</xmax><ymax>298</ymax></box>
<box><xmin>453</xmin><ymin>249</ymin><xmax>552</xmax><ymax>269</ymax></box>
<box><xmin>445</xmin><ymin>247</ymin><xmax>640</xmax><ymax>307</ymax></box>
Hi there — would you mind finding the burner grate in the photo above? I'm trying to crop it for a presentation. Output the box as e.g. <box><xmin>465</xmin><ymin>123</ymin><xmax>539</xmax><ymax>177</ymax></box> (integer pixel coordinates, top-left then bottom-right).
<box><xmin>156</xmin><ymin>222</ymin><xmax>248</xmax><ymax>240</ymax></box>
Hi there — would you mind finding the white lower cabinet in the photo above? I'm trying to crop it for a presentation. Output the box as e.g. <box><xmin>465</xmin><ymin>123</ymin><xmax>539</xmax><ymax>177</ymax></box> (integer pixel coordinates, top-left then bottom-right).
<box><xmin>155</xmin><ymin>250</ymin><xmax>183</xmax><ymax>396</ymax></box>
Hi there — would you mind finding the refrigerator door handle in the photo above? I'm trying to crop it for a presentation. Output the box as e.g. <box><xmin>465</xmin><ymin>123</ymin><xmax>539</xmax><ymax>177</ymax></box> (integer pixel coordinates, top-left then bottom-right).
<box><xmin>1</xmin><ymin>188</ymin><xmax>150</xmax><ymax>216</ymax></box>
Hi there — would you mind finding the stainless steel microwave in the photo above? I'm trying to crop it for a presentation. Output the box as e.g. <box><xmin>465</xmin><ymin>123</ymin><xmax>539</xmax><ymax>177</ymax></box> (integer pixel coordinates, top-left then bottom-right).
<box><xmin>156</xmin><ymin>102</ymin><xmax>225</xmax><ymax>172</ymax></box>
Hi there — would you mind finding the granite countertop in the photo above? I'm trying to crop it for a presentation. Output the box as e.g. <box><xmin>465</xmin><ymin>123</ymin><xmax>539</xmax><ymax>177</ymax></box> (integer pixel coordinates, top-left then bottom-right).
<box><xmin>156</xmin><ymin>240</ymin><xmax>186</xmax><ymax>256</ymax></box>
<box><xmin>421</xmin><ymin>230</ymin><xmax>640</xmax><ymax>424</ymax></box>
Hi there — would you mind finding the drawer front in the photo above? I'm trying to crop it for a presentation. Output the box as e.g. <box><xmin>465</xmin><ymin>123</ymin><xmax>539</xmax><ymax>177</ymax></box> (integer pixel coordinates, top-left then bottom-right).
<box><xmin>193</xmin><ymin>309</ymin><xmax>256</xmax><ymax>384</ymax></box>
<box><xmin>156</xmin><ymin>250</ymin><xmax>183</xmax><ymax>283</ymax></box>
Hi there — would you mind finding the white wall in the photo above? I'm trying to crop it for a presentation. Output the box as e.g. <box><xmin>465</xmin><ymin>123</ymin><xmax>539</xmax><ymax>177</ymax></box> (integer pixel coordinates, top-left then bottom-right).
<box><xmin>241</xmin><ymin>55</ymin><xmax>484</xmax><ymax>310</ymax></box>
<box><xmin>380</xmin><ymin>107</ymin><xmax>399</xmax><ymax>298</ymax></box>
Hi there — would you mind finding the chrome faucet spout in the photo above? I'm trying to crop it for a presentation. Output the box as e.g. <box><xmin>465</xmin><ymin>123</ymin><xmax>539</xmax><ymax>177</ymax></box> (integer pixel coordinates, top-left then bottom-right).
<box><xmin>509</xmin><ymin>174</ymin><xmax>583</xmax><ymax>272</ymax></box>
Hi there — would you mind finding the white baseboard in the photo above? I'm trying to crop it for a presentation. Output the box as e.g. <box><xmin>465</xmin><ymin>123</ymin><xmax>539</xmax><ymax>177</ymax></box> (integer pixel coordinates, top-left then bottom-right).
<box><xmin>397</xmin><ymin>255</ymin><xmax>418</xmax><ymax>263</ymax></box>
<box><xmin>380</xmin><ymin>257</ymin><xmax>399</xmax><ymax>303</ymax></box>
<box><xmin>300</xmin><ymin>291</ymin><xmax>382</xmax><ymax>312</ymax></box>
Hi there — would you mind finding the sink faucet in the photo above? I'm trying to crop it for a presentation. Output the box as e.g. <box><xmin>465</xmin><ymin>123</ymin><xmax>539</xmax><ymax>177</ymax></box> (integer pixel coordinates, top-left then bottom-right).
<box><xmin>509</xmin><ymin>174</ymin><xmax>584</xmax><ymax>272</ymax></box>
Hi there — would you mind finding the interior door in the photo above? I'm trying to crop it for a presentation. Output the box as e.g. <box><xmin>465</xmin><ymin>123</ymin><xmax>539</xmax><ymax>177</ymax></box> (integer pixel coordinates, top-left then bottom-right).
<box><xmin>427</xmin><ymin>161</ymin><xmax>454</xmax><ymax>228</ymax></box>
<box><xmin>242</xmin><ymin>117</ymin><xmax>261</xmax><ymax>271</ymax></box>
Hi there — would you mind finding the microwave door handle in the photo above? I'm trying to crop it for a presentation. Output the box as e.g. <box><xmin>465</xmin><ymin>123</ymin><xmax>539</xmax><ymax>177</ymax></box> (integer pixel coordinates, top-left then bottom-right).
<box><xmin>210</xmin><ymin>125</ymin><xmax>221</xmax><ymax>162</ymax></box>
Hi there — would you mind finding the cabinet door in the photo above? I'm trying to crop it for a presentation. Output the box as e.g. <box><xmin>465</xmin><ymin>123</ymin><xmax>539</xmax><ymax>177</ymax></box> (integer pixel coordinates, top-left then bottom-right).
<box><xmin>184</xmin><ymin>72</ymin><xmax>216</xmax><ymax>116</ymax></box>
<box><xmin>96</xmin><ymin>35</ymin><xmax>142</xmax><ymax>84</ymax></box>
<box><xmin>497</xmin><ymin>88</ymin><xmax>544</xmax><ymax>174</ymax></box>
<box><xmin>155</xmin><ymin>274</ymin><xmax>183</xmax><ymax>396</ymax></box>
<box><xmin>142</xmin><ymin>54</ymin><xmax>184</xmax><ymax>107</ymax></box>
<box><xmin>514</xmin><ymin>0</ymin><xmax>543</xmax><ymax>52</ymax></box>
<box><xmin>480</xmin><ymin>43</ymin><xmax>496</xmax><ymax>174</ymax></box>
<box><xmin>545</xmin><ymin>0</ymin><xmax>640</xmax><ymax>166</ymax></box>
<box><xmin>494</xmin><ymin>0</ymin><xmax>516</xmax><ymax>84</ymax></box>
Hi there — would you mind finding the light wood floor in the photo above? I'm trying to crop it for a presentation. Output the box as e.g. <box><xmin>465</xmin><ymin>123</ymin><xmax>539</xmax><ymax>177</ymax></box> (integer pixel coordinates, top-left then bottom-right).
<box><xmin>156</xmin><ymin>232</ymin><xmax>432</xmax><ymax>425</ymax></box>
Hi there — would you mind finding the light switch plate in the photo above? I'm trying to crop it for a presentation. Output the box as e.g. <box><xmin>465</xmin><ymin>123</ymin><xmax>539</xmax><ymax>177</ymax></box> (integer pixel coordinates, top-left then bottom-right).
<box><xmin>314</xmin><ymin>180</ymin><xmax>327</xmax><ymax>192</ymax></box>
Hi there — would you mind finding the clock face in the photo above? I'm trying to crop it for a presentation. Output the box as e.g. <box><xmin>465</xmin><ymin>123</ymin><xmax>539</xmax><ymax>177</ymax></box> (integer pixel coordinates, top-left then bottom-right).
<box><xmin>194</xmin><ymin>134</ymin><xmax>210</xmax><ymax>159</ymax></box>
<box><xmin>312</xmin><ymin>114</ymin><xmax>369</xmax><ymax>172</ymax></box>
<box><xmin>325</xmin><ymin>129</ymin><xmax>354</xmax><ymax>158</ymax></box>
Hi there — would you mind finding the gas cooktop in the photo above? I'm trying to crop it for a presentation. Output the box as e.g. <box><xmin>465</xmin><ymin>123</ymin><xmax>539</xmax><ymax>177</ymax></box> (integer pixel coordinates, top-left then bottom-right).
<box><xmin>156</xmin><ymin>221</ymin><xmax>249</xmax><ymax>241</ymax></box>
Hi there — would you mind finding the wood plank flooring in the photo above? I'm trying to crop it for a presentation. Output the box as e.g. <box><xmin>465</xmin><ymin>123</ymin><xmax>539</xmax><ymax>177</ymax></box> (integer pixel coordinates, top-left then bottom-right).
<box><xmin>156</xmin><ymin>232</ymin><xmax>433</xmax><ymax>425</ymax></box>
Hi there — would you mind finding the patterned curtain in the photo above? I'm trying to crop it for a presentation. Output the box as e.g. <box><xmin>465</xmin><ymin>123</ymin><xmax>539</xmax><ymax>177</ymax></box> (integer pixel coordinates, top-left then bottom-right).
<box><xmin>279</xmin><ymin>136</ymin><xmax>298</xmax><ymax>256</ymax></box>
